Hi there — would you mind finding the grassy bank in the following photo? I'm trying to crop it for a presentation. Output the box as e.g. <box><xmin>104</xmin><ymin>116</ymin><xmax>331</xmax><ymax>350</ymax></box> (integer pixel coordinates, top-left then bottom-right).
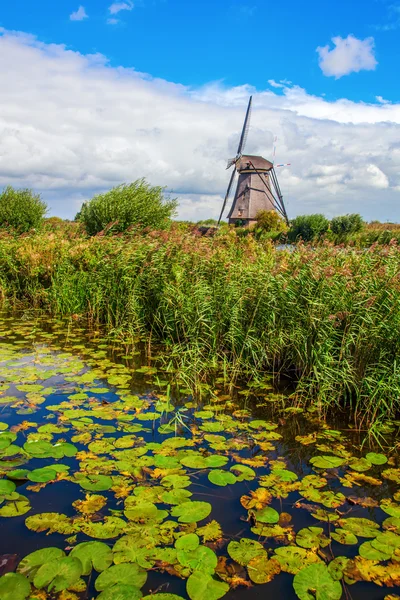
<box><xmin>0</xmin><ymin>226</ymin><xmax>399</xmax><ymax>430</ymax></box>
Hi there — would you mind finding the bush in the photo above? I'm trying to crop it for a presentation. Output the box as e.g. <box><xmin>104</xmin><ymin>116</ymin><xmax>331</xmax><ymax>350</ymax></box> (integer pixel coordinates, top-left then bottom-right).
<box><xmin>287</xmin><ymin>214</ymin><xmax>329</xmax><ymax>242</ymax></box>
<box><xmin>330</xmin><ymin>214</ymin><xmax>364</xmax><ymax>237</ymax></box>
<box><xmin>0</xmin><ymin>186</ymin><xmax>47</xmax><ymax>233</ymax></box>
<box><xmin>77</xmin><ymin>179</ymin><xmax>178</xmax><ymax>235</ymax></box>
<box><xmin>256</xmin><ymin>210</ymin><xmax>287</xmax><ymax>233</ymax></box>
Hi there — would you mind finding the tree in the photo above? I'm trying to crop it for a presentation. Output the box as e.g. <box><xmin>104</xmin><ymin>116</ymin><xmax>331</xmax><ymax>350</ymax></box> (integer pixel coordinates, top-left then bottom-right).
<box><xmin>255</xmin><ymin>210</ymin><xmax>287</xmax><ymax>232</ymax></box>
<box><xmin>330</xmin><ymin>214</ymin><xmax>364</xmax><ymax>237</ymax></box>
<box><xmin>0</xmin><ymin>186</ymin><xmax>47</xmax><ymax>233</ymax></box>
<box><xmin>287</xmin><ymin>214</ymin><xmax>329</xmax><ymax>242</ymax></box>
<box><xmin>76</xmin><ymin>179</ymin><xmax>178</xmax><ymax>235</ymax></box>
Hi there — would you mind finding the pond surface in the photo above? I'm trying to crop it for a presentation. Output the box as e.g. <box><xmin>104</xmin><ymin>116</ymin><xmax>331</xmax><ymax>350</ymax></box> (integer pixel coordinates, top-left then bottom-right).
<box><xmin>0</xmin><ymin>313</ymin><xmax>399</xmax><ymax>600</ymax></box>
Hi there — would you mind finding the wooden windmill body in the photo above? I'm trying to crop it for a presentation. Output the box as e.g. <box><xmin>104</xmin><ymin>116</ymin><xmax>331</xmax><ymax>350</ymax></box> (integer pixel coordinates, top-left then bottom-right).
<box><xmin>218</xmin><ymin>97</ymin><xmax>289</xmax><ymax>227</ymax></box>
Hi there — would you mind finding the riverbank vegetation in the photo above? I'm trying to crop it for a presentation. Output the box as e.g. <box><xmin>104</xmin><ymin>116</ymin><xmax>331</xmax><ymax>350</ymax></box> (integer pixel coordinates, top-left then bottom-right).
<box><xmin>1</xmin><ymin>183</ymin><xmax>400</xmax><ymax>432</ymax></box>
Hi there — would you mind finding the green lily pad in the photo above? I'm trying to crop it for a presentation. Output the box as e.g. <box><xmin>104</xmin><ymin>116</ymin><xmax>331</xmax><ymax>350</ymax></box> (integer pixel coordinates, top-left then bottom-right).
<box><xmin>27</xmin><ymin>467</ymin><xmax>57</xmax><ymax>483</ymax></box>
<box><xmin>33</xmin><ymin>556</ymin><xmax>83</xmax><ymax>593</ymax></box>
<box><xmin>381</xmin><ymin>499</ymin><xmax>400</xmax><ymax>518</ymax></box>
<box><xmin>293</xmin><ymin>563</ymin><xmax>342</xmax><ymax>600</ymax></box>
<box><xmin>296</xmin><ymin>527</ymin><xmax>330</xmax><ymax>549</ymax></box>
<box><xmin>227</xmin><ymin>538</ymin><xmax>266</xmax><ymax>566</ymax></box>
<box><xmin>247</xmin><ymin>555</ymin><xmax>281</xmax><ymax>584</ymax></box>
<box><xmin>208</xmin><ymin>470</ymin><xmax>236</xmax><ymax>487</ymax></box>
<box><xmin>161</xmin><ymin>488</ymin><xmax>192</xmax><ymax>505</ymax></box>
<box><xmin>230</xmin><ymin>464</ymin><xmax>256</xmax><ymax>481</ymax></box>
<box><xmin>349</xmin><ymin>458</ymin><xmax>372</xmax><ymax>473</ymax></box>
<box><xmin>0</xmin><ymin>479</ymin><xmax>16</xmax><ymax>495</ymax></box>
<box><xmin>310</xmin><ymin>456</ymin><xmax>345</xmax><ymax>469</ymax></box>
<box><xmin>25</xmin><ymin>512</ymin><xmax>77</xmax><ymax>534</ymax></box>
<box><xmin>254</xmin><ymin>506</ymin><xmax>280</xmax><ymax>524</ymax></box>
<box><xmin>75</xmin><ymin>474</ymin><xmax>113</xmax><ymax>491</ymax></box>
<box><xmin>274</xmin><ymin>547</ymin><xmax>322</xmax><ymax>575</ymax></box>
<box><xmin>177</xmin><ymin>545</ymin><xmax>217</xmax><ymax>574</ymax></box>
<box><xmin>330</xmin><ymin>529</ymin><xmax>358</xmax><ymax>545</ymax></box>
<box><xmin>80</xmin><ymin>516</ymin><xmax>127</xmax><ymax>539</ymax></box>
<box><xmin>142</xmin><ymin>595</ymin><xmax>185</xmax><ymax>600</ymax></box>
<box><xmin>0</xmin><ymin>572</ymin><xmax>31</xmax><ymax>600</ymax></box>
<box><xmin>0</xmin><ymin>494</ymin><xmax>31</xmax><ymax>517</ymax></box>
<box><xmin>97</xmin><ymin>586</ymin><xmax>146</xmax><ymax>600</ymax></box>
<box><xmin>338</xmin><ymin>517</ymin><xmax>380</xmax><ymax>538</ymax></box>
<box><xmin>359</xmin><ymin>540</ymin><xmax>392</xmax><ymax>561</ymax></box>
<box><xmin>112</xmin><ymin>536</ymin><xmax>157</xmax><ymax>568</ymax></box>
<box><xmin>95</xmin><ymin>563</ymin><xmax>147</xmax><ymax>591</ymax></box>
<box><xmin>365</xmin><ymin>452</ymin><xmax>387</xmax><ymax>465</ymax></box>
<box><xmin>69</xmin><ymin>541</ymin><xmax>113</xmax><ymax>575</ymax></box>
<box><xmin>186</xmin><ymin>571</ymin><xmax>229</xmax><ymax>600</ymax></box>
<box><xmin>175</xmin><ymin>534</ymin><xmax>200</xmax><ymax>551</ymax></box>
<box><xmin>18</xmin><ymin>547</ymin><xmax>66</xmax><ymax>579</ymax></box>
<box><xmin>171</xmin><ymin>501</ymin><xmax>212</xmax><ymax>523</ymax></box>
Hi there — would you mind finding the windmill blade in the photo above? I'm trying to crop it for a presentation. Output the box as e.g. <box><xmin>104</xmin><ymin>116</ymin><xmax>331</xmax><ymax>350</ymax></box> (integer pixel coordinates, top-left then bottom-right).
<box><xmin>236</xmin><ymin>96</ymin><xmax>252</xmax><ymax>157</ymax></box>
<box><xmin>226</xmin><ymin>158</ymin><xmax>237</xmax><ymax>169</ymax></box>
<box><xmin>270</xmin><ymin>167</ymin><xmax>289</xmax><ymax>225</ymax></box>
<box><xmin>218</xmin><ymin>168</ymin><xmax>237</xmax><ymax>225</ymax></box>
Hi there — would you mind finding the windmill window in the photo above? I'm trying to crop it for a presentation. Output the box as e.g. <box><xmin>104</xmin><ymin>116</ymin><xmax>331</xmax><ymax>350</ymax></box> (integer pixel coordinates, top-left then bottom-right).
<box><xmin>237</xmin><ymin>207</ymin><xmax>243</xmax><ymax>217</ymax></box>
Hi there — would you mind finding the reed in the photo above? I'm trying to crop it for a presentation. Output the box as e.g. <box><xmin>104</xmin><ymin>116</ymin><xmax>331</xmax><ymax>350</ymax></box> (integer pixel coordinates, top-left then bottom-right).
<box><xmin>0</xmin><ymin>226</ymin><xmax>399</xmax><ymax>428</ymax></box>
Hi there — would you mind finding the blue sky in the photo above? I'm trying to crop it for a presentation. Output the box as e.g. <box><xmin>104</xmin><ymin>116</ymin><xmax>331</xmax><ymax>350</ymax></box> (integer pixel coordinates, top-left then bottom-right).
<box><xmin>0</xmin><ymin>0</ymin><xmax>399</xmax><ymax>221</ymax></box>
<box><xmin>2</xmin><ymin>0</ymin><xmax>399</xmax><ymax>103</ymax></box>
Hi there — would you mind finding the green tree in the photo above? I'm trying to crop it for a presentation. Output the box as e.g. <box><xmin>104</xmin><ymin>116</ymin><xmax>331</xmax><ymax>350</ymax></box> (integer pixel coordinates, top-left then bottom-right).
<box><xmin>0</xmin><ymin>186</ymin><xmax>47</xmax><ymax>233</ymax></box>
<box><xmin>330</xmin><ymin>214</ymin><xmax>364</xmax><ymax>237</ymax></box>
<box><xmin>255</xmin><ymin>210</ymin><xmax>287</xmax><ymax>232</ymax></box>
<box><xmin>287</xmin><ymin>214</ymin><xmax>329</xmax><ymax>242</ymax></box>
<box><xmin>77</xmin><ymin>179</ymin><xmax>178</xmax><ymax>235</ymax></box>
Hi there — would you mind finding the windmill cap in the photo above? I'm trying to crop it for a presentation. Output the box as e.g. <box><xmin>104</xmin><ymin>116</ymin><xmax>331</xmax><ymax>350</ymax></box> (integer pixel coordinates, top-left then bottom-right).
<box><xmin>237</xmin><ymin>155</ymin><xmax>274</xmax><ymax>172</ymax></box>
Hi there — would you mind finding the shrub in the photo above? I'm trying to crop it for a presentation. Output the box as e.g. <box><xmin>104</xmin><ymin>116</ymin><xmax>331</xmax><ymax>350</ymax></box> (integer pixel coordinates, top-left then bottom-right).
<box><xmin>77</xmin><ymin>179</ymin><xmax>178</xmax><ymax>235</ymax></box>
<box><xmin>330</xmin><ymin>214</ymin><xmax>364</xmax><ymax>237</ymax></box>
<box><xmin>287</xmin><ymin>214</ymin><xmax>329</xmax><ymax>242</ymax></box>
<box><xmin>256</xmin><ymin>210</ymin><xmax>287</xmax><ymax>233</ymax></box>
<box><xmin>0</xmin><ymin>186</ymin><xmax>47</xmax><ymax>233</ymax></box>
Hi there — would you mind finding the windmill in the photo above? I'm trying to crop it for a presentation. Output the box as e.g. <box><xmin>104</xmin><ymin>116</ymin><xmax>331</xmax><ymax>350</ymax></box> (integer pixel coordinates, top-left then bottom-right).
<box><xmin>218</xmin><ymin>96</ymin><xmax>289</xmax><ymax>226</ymax></box>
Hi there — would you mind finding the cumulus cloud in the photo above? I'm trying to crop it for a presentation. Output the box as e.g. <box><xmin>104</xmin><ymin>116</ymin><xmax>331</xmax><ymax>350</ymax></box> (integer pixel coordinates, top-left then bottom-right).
<box><xmin>108</xmin><ymin>1</ymin><xmax>134</xmax><ymax>15</ymax></box>
<box><xmin>317</xmin><ymin>35</ymin><xmax>377</xmax><ymax>78</ymax></box>
<box><xmin>70</xmin><ymin>6</ymin><xmax>88</xmax><ymax>21</ymax></box>
<box><xmin>0</xmin><ymin>28</ymin><xmax>399</xmax><ymax>221</ymax></box>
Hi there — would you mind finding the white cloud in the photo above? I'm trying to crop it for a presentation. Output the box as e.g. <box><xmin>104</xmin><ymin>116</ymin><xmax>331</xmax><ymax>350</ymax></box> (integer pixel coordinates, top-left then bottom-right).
<box><xmin>107</xmin><ymin>18</ymin><xmax>120</xmax><ymax>25</ymax></box>
<box><xmin>376</xmin><ymin>95</ymin><xmax>391</xmax><ymax>105</ymax></box>
<box><xmin>70</xmin><ymin>6</ymin><xmax>88</xmax><ymax>21</ymax></box>
<box><xmin>0</xmin><ymin>28</ymin><xmax>399</xmax><ymax>221</ymax></box>
<box><xmin>108</xmin><ymin>1</ymin><xmax>134</xmax><ymax>15</ymax></box>
<box><xmin>317</xmin><ymin>35</ymin><xmax>377</xmax><ymax>78</ymax></box>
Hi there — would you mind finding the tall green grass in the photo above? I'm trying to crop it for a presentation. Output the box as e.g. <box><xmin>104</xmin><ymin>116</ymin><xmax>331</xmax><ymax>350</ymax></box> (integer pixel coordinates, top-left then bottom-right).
<box><xmin>0</xmin><ymin>227</ymin><xmax>399</xmax><ymax>428</ymax></box>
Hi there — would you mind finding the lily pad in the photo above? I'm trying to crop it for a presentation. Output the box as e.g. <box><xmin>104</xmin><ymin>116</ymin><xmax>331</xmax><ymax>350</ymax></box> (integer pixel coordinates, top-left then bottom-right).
<box><xmin>177</xmin><ymin>545</ymin><xmax>217</xmax><ymax>574</ymax></box>
<box><xmin>18</xmin><ymin>547</ymin><xmax>66</xmax><ymax>579</ymax></box>
<box><xmin>33</xmin><ymin>556</ymin><xmax>83</xmax><ymax>593</ymax></box>
<box><xmin>338</xmin><ymin>517</ymin><xmax>380</xmax><ymax>538</ymax></box>
<box><xmin>274</xmin><ymin>547</ymin><xmax>322</xmax><ymax>575</ymax></box>
<box><xmin>254</xmin><ymin>506</ymin><xmax>280</xmax><ymax>524</ymax></box>
<box><xmin>0</xmin><ymin>572</ymin><xmax>31</xmax><ymax>600</ymax></box>
<box><xmin>208</xmin><ymin>470</ymin><xmax>236</xmax><ymax>487</ymax></box>
<box><xmin>366</xmin><ymin>452</ymin><xmax>387</xmax><ymax>465</ymax></box>
<box><xmin>0</xmin><ymin>479</ymin><xmax>16</xmax><ymax>495</ymax></box>
<box><xmin>95</xmin><ymin>563</ymin><xmax>147</xmax><ymax>591</ymax></box>
<box><xmin>0</xmin><ymin>494</ymin><xmax>31</xmax><ymax>517</ymax></box>
<box><xmin>247</xmin><ymin>555</ymin><xmax>281</xmax><ymax>584</ymax></box>
<box><xmin>69</xmin><ymin>541</ymin><xmax>113</xmax><ymax>575</ymax></box>
<box><xmin>310</xmin><ymin>456</ymin><xmax>345</xmax><ymax>469</ymax></box>
<box><xmin>227</xmin><ymin>538</ymin><xmax>266</xmax><ymax>566</ymax></box>
<box><xmin>186</xmin><ymin>571</ymin><xmax>229</xmax><ymax>600</ymax></box>
<box><xmin>175</xmin><ymin>534</ymin><xmax>200</xmax><ymax>551</ymax></box>
<box><xmin>171</xmin><ymin>501</ymin><xmax>212</xmax><ymax>523</ymax></box>
<box><xmin>331</xmin><ymin>529</ymin><xmax>358</xmax><ymax>545</ymax></box>
<box><xmin>296</xmin><ymin>527</ymin><xmax>330</xmax><ymax>549</ymax></box>
<box><xmin>97</xmin><ymin>584</ymin><xmax>143</xmax><ymax>600</ymax></box>
<box><xmin>293</xmin><ymin>563</ymin><xmax>342</xmax><ymax>600</ymax></box>
<box><xmin>27</xmin><ymin>467</ymin><xmax>57</xmax><ymax>483</ymax></box>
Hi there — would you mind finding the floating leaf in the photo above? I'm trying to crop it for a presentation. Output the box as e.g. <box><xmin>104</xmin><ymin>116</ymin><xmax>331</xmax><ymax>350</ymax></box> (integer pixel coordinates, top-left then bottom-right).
<box><xmin>27</xmin><ymin>467</ymin><xmax>57</xmax><ymax>483</ymax></box>
<box><xmin>196</xmin><ymin>521</ymin><xmax>222</xmax><ymax>543</ymax></box>
<box><xmin>18</xmin><ymin>547</ymin><xmax>65</xmax><ymax>579</ymax></box>
<box><xmin>381</xmin><ymin>500</ymin><xmax>400</xmax><ymax>518</ymax></box>
<box><xmin>25</xmin><ymin>512</ymin><xmax>77</xmax><ymax>535</ymax></box>
<box><xmin>254</xmin><ymin>506</ymin><xmax>279</xmax><ymax>524</ymax></box>
<box><xmin>171</xmin><ymin>502</ymin><xmax>212</xmax><ymax>523</ymax></box>
<box><xmin>33</xmin><ymin>557</ymin><xmax>83</xmax><ymax>593</ymax></box>
<box><xmin>330</xmin><ymin>528</ymin><xmax>358</xmax><ymax>545</ymax></box>
<box><xmin>95</xmin><ymin>563</ymin><xmax>147</xmax><ymax>591</ymax></box>
<box><xmin>177</xmin><ymin>546</ymin><xmax>217</xmax><ymax>574</ymax></box>
<box><xmin>186</xmin><ymin>571</ymin><xmax>229</xmax><ymax>600</ymax></box>
<box><xmin>247</xmin><ymin>555</ymin><xmax>281</xmax><ymax>584</ymax></box>
<box><xmin>0</xmin><ymin>572</ymin><xmax>31</xmax><ymax>600</ymax></box>
<box><xmin>296</xmin><ymin>527</ymin><xmax>330</xmax><ymax>549</ymax></box>
<box><xmin>230</xmin><ymin>464</ymin><xmax>255</xmax><ymax>481</ymax></box>
<box><xmin>69</xmin><ymin>542</ymin><xmax>113</xmax><ymax>575</ymax></box>
<box><xmin>227</xmin><ymin>539</ymin><xmax>266</xmax><ymax>566</ymax></box>
<box><xmin>293</xmin><ymin>563</ymin><xmax>342</xmax><ymax>600</ymax></box>
<box><xmin>175</xmin><ymin>534</ymin><xmax>200</xmax><ymax>552</ymax></box>
<box><xmin>0</xmin><ymin>494</ymin><xmax>31</xmax><ymax>517</ymax></box>
<box><xmin>274</xmin><ymin>547</ymin><xmax>321</xmax><ymax>575</ymax></box>
<box><xmin>349</xmin><ymin>458</ymin><xmax>372</xmax><ymax>473</ymax></box>
<box><xmin>72</xmin><ymin>494</ymin><xmax>107</xmax><ymax>515</ymax></box>
<box><xmin>96</xmin><ymin>584</ymin><xmax>143</xmax><ymax>600</ymax></box>
<box><xmin>366</xmin><ymin>452</ymin><xmax>387</xmax><ymax>465</ymax></box>
<box><xmin>309</xmin><ymin>456</ymin><xmax>345</xmax><ymax>469</ymax></box>
<box><xmin>80</xmin><ymin>517</ymin><xmax>126</xmax><ymax>539</ymax></box>
<box><xmin>112</xmin><ymin>536</ymin><xmax>156</xmax><ymax>568</ymax></box>
<box><xmin>208</xmin><ymin>470</ymin><xmax>236</xmax><ymax>487</ymax></box>
<box><xmin>338</xmin><ymin>517</ymin><xmax>380</xmax><ymax>538</ymax></box>
<box><xmin>75</xmin><ymin>474</ymin><xmax>113</xmax><ymax>491</ymax></box>
<box><xmin>0</xmin><ymin>480</ymin><xmax>16</xmax><ymax>495</ymax></box>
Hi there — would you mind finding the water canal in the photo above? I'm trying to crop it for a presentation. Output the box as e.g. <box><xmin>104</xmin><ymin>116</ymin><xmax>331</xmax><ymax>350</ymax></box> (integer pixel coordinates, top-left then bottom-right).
<box><xmin>0</xmin><ymin>313</ymin><xmax>399</xmax><ymax>600</ymax></box>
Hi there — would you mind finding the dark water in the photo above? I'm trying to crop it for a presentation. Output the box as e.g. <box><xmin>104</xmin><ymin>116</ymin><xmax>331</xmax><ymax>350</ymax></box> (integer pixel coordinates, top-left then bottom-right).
<box><xmin>0</xmin><ymin>312</ymin><xmax>399</xmax><ymax>600</ymax></box>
